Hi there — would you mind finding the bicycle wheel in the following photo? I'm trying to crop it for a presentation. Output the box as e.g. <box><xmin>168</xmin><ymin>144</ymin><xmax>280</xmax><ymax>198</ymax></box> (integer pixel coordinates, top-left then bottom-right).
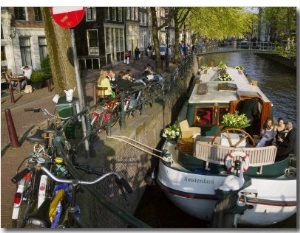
<box><xmin>12</xmin><ymin>168</ymin><xmax>41</xmax><ymax>228</ymax></box>
<box><xmin>109</xmin><ymin>106</ymin><xmax>120</xmax><ymax>128</ymax></box>
<box><xmin>90</xmin><ymin>113</ymin><xmax>105</xmax><ymax>141</ymax></box>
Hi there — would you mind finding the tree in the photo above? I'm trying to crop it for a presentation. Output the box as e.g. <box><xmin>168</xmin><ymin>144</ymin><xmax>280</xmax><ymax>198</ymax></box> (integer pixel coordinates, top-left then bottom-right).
<box><xmin>186</xmin><ymin>7</ymin><xmax>252</xmax><ymax>40</ymax></box>
<box><xmin>41</xmin><ymin>7</ymin><xmax>77</xmax><ymax>96</ymax></box>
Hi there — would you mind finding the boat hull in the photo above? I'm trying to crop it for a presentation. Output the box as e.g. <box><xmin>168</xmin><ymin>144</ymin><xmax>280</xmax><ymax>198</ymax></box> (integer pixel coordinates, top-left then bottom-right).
<box><xmin>157</xmin><ymin>160</ymin><xmax>297</xmax><ymax>226</ymax></box>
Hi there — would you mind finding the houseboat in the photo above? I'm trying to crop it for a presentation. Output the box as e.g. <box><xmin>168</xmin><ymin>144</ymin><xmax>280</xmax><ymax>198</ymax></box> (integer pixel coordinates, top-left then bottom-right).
<box><xmin>156</xmin><ymin>63</ymin><xmax>297</xmax><ymax>227</ymax></box>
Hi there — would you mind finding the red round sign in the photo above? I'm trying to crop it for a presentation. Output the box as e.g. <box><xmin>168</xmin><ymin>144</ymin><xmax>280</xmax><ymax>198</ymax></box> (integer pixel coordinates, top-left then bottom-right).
<box><xmin>50</xmin><ymin>7</ymin><xmax>85</xmax><ymax>29</ymax></box>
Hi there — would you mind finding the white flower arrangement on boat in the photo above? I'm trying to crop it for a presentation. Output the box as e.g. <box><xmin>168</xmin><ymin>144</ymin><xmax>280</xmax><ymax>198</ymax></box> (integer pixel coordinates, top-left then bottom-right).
<box><xmin>162</xmin><ymin>125</ymin><xmax>181</xmax><ymax>141</ymax></box>
<box><xmin>221</xmin><ymin>111</ymin><xmax>251</xmax><ymax>129</ymax></box>
<box><xmin>218</xmin><ymin>72</ymin><xmax>233</xmax><ymax>81</ymax></box>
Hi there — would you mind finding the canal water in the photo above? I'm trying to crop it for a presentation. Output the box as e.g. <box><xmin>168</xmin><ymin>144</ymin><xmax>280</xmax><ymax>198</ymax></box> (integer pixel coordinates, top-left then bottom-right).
<box><xmin>134</xmin><ymin>52</ymin><xmax>297</xmax><ymax>228</ymax></box>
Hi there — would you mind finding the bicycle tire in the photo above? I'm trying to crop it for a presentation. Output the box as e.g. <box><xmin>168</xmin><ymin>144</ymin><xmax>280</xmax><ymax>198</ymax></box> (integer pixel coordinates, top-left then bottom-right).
<box><xmin>12</xmin><ymin>168</ymin><xmax>41</xmax><ymax>228</ymax></box>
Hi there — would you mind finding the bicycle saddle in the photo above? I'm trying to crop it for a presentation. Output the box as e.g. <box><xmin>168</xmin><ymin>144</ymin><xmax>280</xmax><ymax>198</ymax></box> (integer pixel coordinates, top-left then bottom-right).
<box><xmin>26</xmin><ymin>129</ymin><xmax>46</xmax><ymax>144</ymax></box>
<box><xmin>26</xmin><ymin>198</ymin><xmax>51</xmax><ymax>228</ymax></box>
<box><xmin>43</xmin><ymin>123</ymin><xmax>57</xmax><ymax>134</ymax></box>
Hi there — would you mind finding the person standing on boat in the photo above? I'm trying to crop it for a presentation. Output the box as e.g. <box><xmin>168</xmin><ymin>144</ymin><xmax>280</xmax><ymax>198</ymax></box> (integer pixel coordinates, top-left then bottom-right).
<box><xmin>256</xmin><ymin>119</ymin><xmax>274</xmax><ymax>147</ymax></box>
<box><xmin>275</xmin><ymin>122</ymin><xmax>296</xmax><ymax>161</ymax></box>
<box><xmin>240</xmin><ymin>98</ymin><xmax>259</xmax><ymax>137</ymax></box>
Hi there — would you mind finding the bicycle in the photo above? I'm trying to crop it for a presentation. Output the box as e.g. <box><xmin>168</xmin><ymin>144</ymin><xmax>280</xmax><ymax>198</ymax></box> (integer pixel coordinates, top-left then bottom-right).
<box><xmin>90</xmin><ymin>97</ymin><xmax>123</xmax><ymax>141</ymax></box>
<box><xmin>11</xmin><ymin>108</ymin><xmax>75</xmax><ymax>228</ymax></box>
<box><xmin>11</xmin><ymin>159</ymin><xmax>133</xmax><ymax>228</ymax></box>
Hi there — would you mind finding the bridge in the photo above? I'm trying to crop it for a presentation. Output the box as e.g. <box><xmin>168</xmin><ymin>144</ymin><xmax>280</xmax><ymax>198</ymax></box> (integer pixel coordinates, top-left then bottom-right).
<box><xmin>195</xmin><ymin>41</ymin><xmax>278</xmax><ymax>55</ymax></box>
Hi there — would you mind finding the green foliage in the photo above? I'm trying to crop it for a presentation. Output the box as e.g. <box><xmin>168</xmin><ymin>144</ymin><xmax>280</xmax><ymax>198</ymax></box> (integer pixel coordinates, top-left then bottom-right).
<box><xmin>217</xmin><ymin>61</ymin><xmax>227</xmax><ymax>70</ymax></box>
<box><xmin>40</xmin><ymin>55</ymin><xmax>52</xmax><ymax>80</ymax></box>
<box><xmin>200</xmin><ymin>64</ymin><xmax>210</xmax><ymax>70</ymax></box>
<box><xmin>30</xmin><ymin>70</ymin><xmax>45</xmax><ymax>83</ymax></box>
<box><xmin>235</xmin><ymin>65</ymin><xmax>245</xmax><ymax>70</ymax></box>
<box><xmin>221</xmin><ymin>111</ymin><xmax>251</xmax><ymax>129</ymax></box>
<box><xmin>186</xmin><ymin>7</ymin><xmax>253</xmax><ymax>40</ymax></box>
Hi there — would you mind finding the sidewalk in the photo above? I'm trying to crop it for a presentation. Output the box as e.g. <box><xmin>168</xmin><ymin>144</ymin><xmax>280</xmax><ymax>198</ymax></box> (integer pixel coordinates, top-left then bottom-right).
<box><xmin>0</xmin><ymin>57</ymin><xmax>172</xmax><ymax>228</ymax></box>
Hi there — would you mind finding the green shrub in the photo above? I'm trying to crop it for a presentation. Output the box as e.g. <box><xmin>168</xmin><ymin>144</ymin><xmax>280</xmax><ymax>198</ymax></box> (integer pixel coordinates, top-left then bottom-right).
<box><xmin>31</xmin><ymin>70</ymin><xmax>44</xmax><ymax>83</ymax></box>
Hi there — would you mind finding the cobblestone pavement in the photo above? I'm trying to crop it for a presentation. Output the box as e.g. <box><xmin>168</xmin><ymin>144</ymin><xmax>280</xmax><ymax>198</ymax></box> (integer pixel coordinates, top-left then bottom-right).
<box><xmin>1</xmin><ymin>57</ymin><xmax>173</xmax><ymax>228</ymax></box>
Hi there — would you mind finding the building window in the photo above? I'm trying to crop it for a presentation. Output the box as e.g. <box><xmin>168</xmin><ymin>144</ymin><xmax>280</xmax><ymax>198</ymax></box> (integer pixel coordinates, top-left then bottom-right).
<box><xmin>135</xmin><ymin>7</ymin><xmax>138</xmax><ymax>21</ymax></box>
<box><xmin>14</xmin><ymin>7</ymin><xmax>27</xmax><ymax>21</ymax></box>
<box><xmin>86</xmin><ymin>7</ymin><xmax>96</xmax><ymax>21</ymax></box>
<box><xmin>194</xmin><ymin>107</ymin><xmax>214</xmax><ymax>126</ymax></box>
<box><xmin>19</xmin><ymin>37</ymin><xmax>32</xmax><ymax>66</ymax></box>
<box><xmin>131</xmin><ymin>8</ymin><xmax>134</xmax><ymax>21</ymax></box>
<box><xmin>105</xmin><ymin>28</ymin><xmax>111</xmax><ymax>53</ymax></box>
<box><xmin>34</xmin><ymin>7</ymin><xmax>42</xmax><ymax>21</ymax></box>
<box><xmin>87</xmin><ymin>30</ymin><xmax>99</xmax><ymax>55</ymax></box>
<box><xmin>139</xmin><ymin>12</ymin><xmax>142</xmax><ymax>24</ymax></box>
<box><xmin>126</xmin><ymin>8</ymin><xmax>130</xmax><ymax>20</ymax></box>
<box><xmin>112</xmin><ymin>7</ymin><xmax>116</xmax><ymax>21</ymax></box>
<box><xmin>38</xmin><ymin>37</ymin><xmax>48</xmax><ymax>60</ymax></box>
<box><xmin>105</xmin><ymin>7</ymin><xmax>110</xmax><ymax>20</ymax></box>
<box><xmin>118</xmin><ymin>7</ymin><xmax>123</xmax><ymax>22</ymax></box>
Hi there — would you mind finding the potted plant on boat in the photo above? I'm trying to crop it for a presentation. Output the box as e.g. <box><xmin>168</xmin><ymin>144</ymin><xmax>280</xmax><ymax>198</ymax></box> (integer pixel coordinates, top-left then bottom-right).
<box><xmin>162</xmin><ymin>124</ymin><xmax>181</xmax><ymax>144</ymax></box>
<box><xmin>219</xmin><ymin>111</ymin><xmax>251</xmax><ymax>147</ymax></box>
<box><xmin>218</xmin><ymin>71</ymin><xmax>233</xmax><ymax>81</ymax></box>
<box><xmin>200</xmin><ymin>64</ymin><xmax>210</xmax><ymax>74</ymax></box>
<box><xmin>235</xmin><ymin>65</ymin><xmax>245</xmax><ymax>74</ymax></box>
<box><xmin>217</xmin><ymin>61</ymin><xmax>227</xmax><ymax>70</ymax></box>
<box><xmin>221</xmin><ymin>111</ymin><xmax>251</xmax><ymax>129</ymax></box>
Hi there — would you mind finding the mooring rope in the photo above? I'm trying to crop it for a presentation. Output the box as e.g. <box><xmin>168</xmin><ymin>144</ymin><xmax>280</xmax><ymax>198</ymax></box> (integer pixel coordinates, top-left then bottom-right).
<box><xmin>107</xmin><ymin>135</ymin><xmax>170</xmax><ymax>161</ymax></box>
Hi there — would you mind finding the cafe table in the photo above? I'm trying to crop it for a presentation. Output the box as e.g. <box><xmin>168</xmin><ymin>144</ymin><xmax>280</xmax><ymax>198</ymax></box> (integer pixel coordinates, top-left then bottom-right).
<box><xmin>9</xmin><ymin>75</ymin><xmax>26</xmax><ymax>92</ymax></box>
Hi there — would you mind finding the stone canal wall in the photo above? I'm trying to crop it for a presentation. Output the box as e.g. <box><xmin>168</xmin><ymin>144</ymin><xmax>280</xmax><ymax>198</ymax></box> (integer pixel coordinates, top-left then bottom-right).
<box><xmin>80</xmin><ymin>57</ymin><xmax>199</xmax><ymax>227</ymax></box>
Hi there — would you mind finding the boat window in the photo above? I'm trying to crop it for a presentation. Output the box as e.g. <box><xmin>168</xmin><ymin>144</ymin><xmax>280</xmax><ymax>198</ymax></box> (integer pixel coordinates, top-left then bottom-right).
<box><xmin>218</xmin><ymin>107</ymin><xmax>230</xmax><ymax>126</ymax></box>
<box><xmin>194</xmin><ymin>107</ymin><xmax>214</xmax><ymax>126</ymax></box>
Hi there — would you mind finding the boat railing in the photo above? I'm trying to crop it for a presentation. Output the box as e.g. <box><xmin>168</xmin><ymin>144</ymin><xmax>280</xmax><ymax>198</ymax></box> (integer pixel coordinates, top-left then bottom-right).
<box><xmin>194</xmin><ymin>141</ymin><xmax>277</xmax><ymax>173</ymax></box>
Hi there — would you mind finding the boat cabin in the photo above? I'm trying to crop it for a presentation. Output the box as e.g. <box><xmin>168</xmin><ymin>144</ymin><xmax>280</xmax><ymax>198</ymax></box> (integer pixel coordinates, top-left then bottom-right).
<box><xmin>185</xmin><ymin>67</ymin><xmax>273</xmax><ymax>137</ymax></box>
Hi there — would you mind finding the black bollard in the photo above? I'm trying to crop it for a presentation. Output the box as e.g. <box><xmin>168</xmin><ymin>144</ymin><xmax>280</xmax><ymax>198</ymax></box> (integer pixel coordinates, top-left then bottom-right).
<box><xmin>5</xmin><ymin>108</ymin><xmax>20</xmax><ymax>148</ymax></box>
<box><xmin>47</xmin><ymin>79</ymin><xmax>51</xmax><ymax>92</ymax></box>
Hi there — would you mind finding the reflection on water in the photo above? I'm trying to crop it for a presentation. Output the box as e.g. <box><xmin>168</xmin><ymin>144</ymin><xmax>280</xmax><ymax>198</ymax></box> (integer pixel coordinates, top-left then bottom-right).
<box><xmin>201</xmin><ymin>53</ymin><xmax>297</xmax><ymax>128</ymax></box>
<box><xmin>134</xmin><ymin>53</ymin><xmax>297</xmax><ymax>228</ymax></box>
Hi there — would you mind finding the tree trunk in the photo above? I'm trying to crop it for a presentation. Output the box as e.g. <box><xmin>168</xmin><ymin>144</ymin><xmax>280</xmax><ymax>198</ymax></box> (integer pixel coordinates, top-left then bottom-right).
<box><xmin>41</xmin><ymin>7</ymin><xmax>77</xmax><ymax>96</ymax></box>
<box><xmin>150</xmin><ymin>7</ymin><xmax>162</xmax><ymax>74</ymax></box>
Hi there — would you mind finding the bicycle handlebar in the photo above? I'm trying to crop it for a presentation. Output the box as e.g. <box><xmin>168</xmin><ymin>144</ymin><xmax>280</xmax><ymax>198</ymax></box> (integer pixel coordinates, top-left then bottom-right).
<box><xmin>11</xmin><ymin>168</ymin><xmax>30</xmax><ymax>184</ymax></box>
<box><xmin>40</xmin><ymin>166</ymin><xmax>133</xmax><ymax>194</ymax></box>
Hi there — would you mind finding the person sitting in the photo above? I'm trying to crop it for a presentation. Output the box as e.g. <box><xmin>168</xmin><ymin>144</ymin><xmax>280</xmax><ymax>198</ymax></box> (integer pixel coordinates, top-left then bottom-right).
<box><xmin>273</xmin><ymin>118</ymin><xmax>287</xmax><ymax>143</ymax></box>
<box><xmin>115</xmin><ymin>71</ymin><xmax>144</xmax><ymax>92</ymax></box>
<box><xmin>97</xmin><ymin>69</ymin><xmax>113</xmax><ymax>102</ymax></box>
<box><xmin>256</xmin><ymin>118</ymin><xmax>274</xmax><ymax>147</ymax></box>
<box><xmin>5</xmin><ymin>69</ymin><xmax>18</xmax><ymax>89</ymax></box>
<box><xmin>275</xmin><ymin>121</ymin><xmax>296</xmax><ymax>162</ymax></box>
<box><xmin>21</xmin><ymin>65</ymin><xmax>32</xmax><ymax>88</ymax></box>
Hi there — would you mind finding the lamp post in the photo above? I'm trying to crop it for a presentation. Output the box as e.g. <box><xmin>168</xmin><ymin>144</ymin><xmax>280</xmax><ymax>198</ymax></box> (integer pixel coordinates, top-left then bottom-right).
<box><xmin>165</xmin><ymin>27</ymin><xmax>169</xmax><ymax>70</ymax></box>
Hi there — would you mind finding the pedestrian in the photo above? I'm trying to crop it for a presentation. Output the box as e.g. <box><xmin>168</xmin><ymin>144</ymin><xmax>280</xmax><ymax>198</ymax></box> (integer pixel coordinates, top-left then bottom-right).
<box><xmin>125</xmin><ymin>50</ymin><xmax>130</xmax><ymax>64</ymax></box>
<box><xmin>275</xmin><ymin>121</ymin><xmax>296</xmax><ymax>161</ymax></box>
<box><xmin>147</xmin><ymin>44</ymin><xmax>152</xmax><ymax>59</ymax></box>
<box><xmin>135</xmin><ymin>47</ymin><xmax>140</xmax><ymax>60</ymax></box>
<box><xmin>256</xmin><ymin>118</ymin><xmax>274</xmax><ymax>147</ymax></box>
